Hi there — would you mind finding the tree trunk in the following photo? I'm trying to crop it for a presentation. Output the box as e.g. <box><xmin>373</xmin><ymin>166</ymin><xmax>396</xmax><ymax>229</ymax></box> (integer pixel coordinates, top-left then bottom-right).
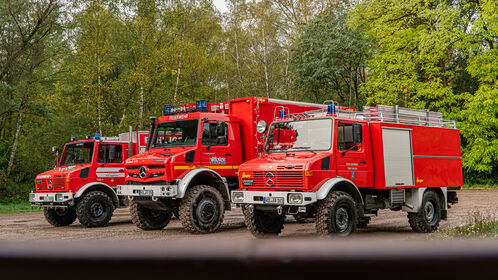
<box><xmin>138</xmin><ymin>86</ymin><xmax>144</xmax><ymax>130</ymax></box>
<box><xmin>262</xmin><ymin>27</ymin><xmax>270</xmax><ymax>98</ymax></box>
<box><xmin>7</xmin><ymin>67</ymin><xmax>33</xmax><ymax>176</ymax></box>
<box><xmin>173</xmin><ymin>27</ymin><xmax>185</xmax><ymax>103</ymax></box>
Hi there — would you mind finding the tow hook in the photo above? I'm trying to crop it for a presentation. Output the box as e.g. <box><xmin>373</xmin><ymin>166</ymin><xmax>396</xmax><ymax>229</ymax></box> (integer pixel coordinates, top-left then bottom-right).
<box><xmin>247</xmin><ymin>204</ymin><xmax>254</xmax><ymax>214</ymax></box>
<box><xmin>277</xmin><ymin>205</ymin><xmax>283</xmax><ymax>215</ymax></box>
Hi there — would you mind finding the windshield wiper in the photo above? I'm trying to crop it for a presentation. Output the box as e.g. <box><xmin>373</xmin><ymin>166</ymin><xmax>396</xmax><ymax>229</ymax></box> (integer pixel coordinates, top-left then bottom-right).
<box><xmin>289</xmin><ymin>147</ymin><xmax>317</xmax><ymax>154</ymax></box>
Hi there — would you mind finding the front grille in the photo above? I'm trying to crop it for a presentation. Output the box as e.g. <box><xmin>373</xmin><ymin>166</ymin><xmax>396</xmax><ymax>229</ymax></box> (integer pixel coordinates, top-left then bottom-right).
<box><xmin>252</xmin><ymin>171</ymin><xmax>304</xmax><ymax>188</ymax></box>
<box><xmin>37</xmin><ymin>178</ymin><xmax>65</xmax><ymax>191</ymax></box>
<box><xmin>127</xmin><ymin>165</ymin><xmax>165</xmax><ymax>170</ymax></box>
<box><xmin>277</xmin><ymin>165</ymin><xmax>304</xmax><ymax>170</ymax></box>
<box><xmin>126</xmin><ymin>166</ymin><xmax>140</xmax><ymax>170</ymax></box>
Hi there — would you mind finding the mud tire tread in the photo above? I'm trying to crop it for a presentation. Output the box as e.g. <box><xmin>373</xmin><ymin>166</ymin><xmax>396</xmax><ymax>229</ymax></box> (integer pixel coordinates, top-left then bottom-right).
<box><xmin>44</xmin><ymin>207</ymin><xmax>76</xmax><ymax>227</ymax></box>
<box><xmin>408</xmin><ymin>191</ymin><xmax>441</xmax><ymax>233</ymax></box>
<box><xmin>76</xmin><ymin>191</ymin><xmax>114</xmax><ymax>228</ymax></box>
<box><xmin>316</xmin><ymin>191</ymin><xmax>357</xmax><ymax>236</ymax></box>
<box><xmin>130</xmin><ymin>201</ymin><xmax>172</xmax><ymax>230</ymax></box>
<box><xmin>179</xmin><ymin>185</ymin><xmax>225</xmax><ymax>234</ymax></box>
<box><xmin>242</xmin><ymin>206</ymin><xmax>285</xmax><ymax>237</ymax></box>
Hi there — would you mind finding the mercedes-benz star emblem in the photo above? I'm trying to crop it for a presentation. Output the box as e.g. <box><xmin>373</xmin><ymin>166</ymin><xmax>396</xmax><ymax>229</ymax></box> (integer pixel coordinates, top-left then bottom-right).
<box><xmin>265</xmin><ymin>172</ymin><xmax>275</xmax><ymax>186</ymax></box>
<box><xmin>139</xmin><ymin>166</ymin><xmax>147</xmax><ymax>179</ymax></box>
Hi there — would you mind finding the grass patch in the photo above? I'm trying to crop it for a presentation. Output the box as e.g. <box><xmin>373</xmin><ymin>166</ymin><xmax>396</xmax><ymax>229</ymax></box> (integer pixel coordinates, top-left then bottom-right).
<box><xmin>462</xmin><ymin>184</ymin><xmax>498</xmax><ymax>190</ymax></box>
<box><xmin>436</xmin><ymin>211</ymin><xmax>498</xmax><ymax>239</ymax></box>
<box><xmin>0</xmin><ymin>197</ymin><xmax>42</xmax><ymax>214</ymax></box>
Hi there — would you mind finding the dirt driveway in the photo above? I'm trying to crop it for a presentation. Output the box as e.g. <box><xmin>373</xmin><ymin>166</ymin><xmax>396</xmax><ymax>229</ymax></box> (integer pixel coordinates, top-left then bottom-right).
<box><xmin>0</xmin><ymin>189</ymin><xmax>496</xmax><ymax>241</ymax></box>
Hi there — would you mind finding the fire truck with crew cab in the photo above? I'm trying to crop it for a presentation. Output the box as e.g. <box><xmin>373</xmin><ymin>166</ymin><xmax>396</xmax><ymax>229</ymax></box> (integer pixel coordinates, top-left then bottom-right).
<box><xmin>117</xmin><ymin>97</ymin><xmax>329</xmax><ymax>233</ymax></box>
<box><xmin>30</xmin><ymin>130</ymin><xmax>148</xmax><ymax>227</ymax></box>
<box><xmin>231</xmin><ymin>104</ymin><xmax>462</xmax><ymax>236</ymax></box>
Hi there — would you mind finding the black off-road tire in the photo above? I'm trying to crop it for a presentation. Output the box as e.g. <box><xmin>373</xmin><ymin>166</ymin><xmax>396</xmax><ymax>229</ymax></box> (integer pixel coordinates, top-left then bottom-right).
<box><xmin>130</xmin><ymin>201</ymin><xmax>172</xmax><ymax>230</ymax></box>
<box><xmin>293</xmin><ymin>213</ymin><xmax>315</xmax><ymax>224</ymax></box>
<box><xmin>316</xmin><ymin>191</ymin><xmax>357</xmax><ymax>236</ymax></box>
<box><xmin>357</xmin><ymin>217</ymin><xmax>371</xmax><ymax>228</ymax></box>
<box><xmin>43</xmin><ymin>207</ymin><xmax>77</xmax><ymax>227</ymax></box>
<box><xmin>76</xmin><ymin>191</ymin><xmax>114</xmax><ymax>228</ymax></box>
<box><xmin>242</xmin><ymin>206</ymin><xmax>285</xmax><ymax>237</ymax></box>
<box><xmin>408</xmin><ymin>190</ymin><xmax>441</xmax><ymax>233</ymax></box>
<box><xmin>179</xmin><ymin>185</ymin><xmax>225</xmax><ymax>234</ymax></box>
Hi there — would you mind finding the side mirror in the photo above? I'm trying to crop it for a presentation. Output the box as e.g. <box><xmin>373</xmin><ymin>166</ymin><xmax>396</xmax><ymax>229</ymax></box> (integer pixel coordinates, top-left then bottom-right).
<box><xmin>216</xmin><ymin>122</ymin><xmax>226</xmax><ymax>137</ymax></box>
<box><xmin>352</xmin><ymin>124</ymin><xmax>363</xmax><ymax>144</ymax></box>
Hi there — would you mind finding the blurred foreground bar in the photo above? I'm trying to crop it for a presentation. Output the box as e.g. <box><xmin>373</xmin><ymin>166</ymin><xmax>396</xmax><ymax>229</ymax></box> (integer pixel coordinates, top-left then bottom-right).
<box><xmin>1</xmin><ymin>238</ymin><xmax>497</xmax><ymax>279</ymax></box>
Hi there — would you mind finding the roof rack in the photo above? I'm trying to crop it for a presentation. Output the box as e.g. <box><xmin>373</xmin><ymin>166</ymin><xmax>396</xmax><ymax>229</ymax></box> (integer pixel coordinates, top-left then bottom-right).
<box><xmin>284</xmin><ymin>104</ymin><xmax>457</xmax><ymax>129</ymax></box>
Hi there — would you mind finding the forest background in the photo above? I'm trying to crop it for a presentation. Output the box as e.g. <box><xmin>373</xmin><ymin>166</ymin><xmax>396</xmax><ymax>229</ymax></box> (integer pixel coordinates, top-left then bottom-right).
<box><xmin>0</xmin><ymin>0</ymin><xmax>496</xmax><ymax>201</ymax></box>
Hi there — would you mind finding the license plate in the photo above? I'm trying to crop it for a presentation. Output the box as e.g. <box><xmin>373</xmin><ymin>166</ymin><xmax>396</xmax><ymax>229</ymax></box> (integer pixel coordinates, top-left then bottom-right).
<box><xmin>263</xmin><ymin>197</ymin><xmax>283</xmax><ymax>204</ymax></box>
<box><xmin>139</xmin><ymin>189</ymin><xmax>153</xmax><ymax>196</ymax></box>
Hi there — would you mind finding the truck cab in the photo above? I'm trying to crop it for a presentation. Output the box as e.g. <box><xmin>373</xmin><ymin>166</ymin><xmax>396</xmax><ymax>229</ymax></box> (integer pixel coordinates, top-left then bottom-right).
<box><xmin>30</xmin><ymin>132</ymin><xmax>147</xmax><ymax>227</ymax></box>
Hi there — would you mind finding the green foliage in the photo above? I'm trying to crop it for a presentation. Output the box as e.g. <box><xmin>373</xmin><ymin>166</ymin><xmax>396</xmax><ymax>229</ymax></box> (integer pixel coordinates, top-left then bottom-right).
<box><xmin>436</xmin><ymin>211</ymin><xmax>498</xmax><ymax>239</ymax></box>
<box><xmin>290</xmin><ymin>6</ymin><xmax>369</xmax><ymax>107</ymax></box>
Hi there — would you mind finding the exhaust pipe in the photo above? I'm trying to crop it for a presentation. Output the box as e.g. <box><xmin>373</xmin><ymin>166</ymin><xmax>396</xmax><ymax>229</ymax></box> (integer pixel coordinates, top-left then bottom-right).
<box><xmin>146</xmin><ymin>116</ymin><xmax>157</xmax><ymax>151</ymax></box>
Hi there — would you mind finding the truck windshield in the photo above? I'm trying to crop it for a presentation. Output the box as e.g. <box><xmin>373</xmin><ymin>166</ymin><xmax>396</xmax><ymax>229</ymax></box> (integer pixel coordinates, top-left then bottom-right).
<box><xmin>151</xmin><ymin>119</ymin><xmax>199</xmax><ymax>148</ymax></box>
<box><xmin>265</xmin><ymin>118</ymin><xmax>332</xmax><ymax>153</ymax></box>
<box><xmin>61</xmin><ymin>142</ymin><xmax>95</xmax><ymax>166</ymax></box>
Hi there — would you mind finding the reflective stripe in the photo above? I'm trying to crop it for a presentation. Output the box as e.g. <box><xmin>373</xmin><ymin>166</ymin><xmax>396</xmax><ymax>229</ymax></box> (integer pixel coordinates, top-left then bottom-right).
<box><xmin>173</xmin><ymin>165</ymin><xmax>240</xmax><ymax>170</ymax></box>
<box><xmin>96</xmin><ymin>173</ymin><xmax>125</xmax><ymax>178</ymax></box>
<box><xmin>96</xmin><ymin>167</ymin><xmax>123</xmax><ymax>172</ymax></box>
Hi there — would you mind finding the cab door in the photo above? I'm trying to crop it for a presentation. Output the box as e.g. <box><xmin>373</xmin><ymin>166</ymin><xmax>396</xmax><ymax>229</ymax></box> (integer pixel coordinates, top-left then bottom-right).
<box><xmin>335</xmin><ymin>121</ymin><xmax>371</xmax><ymax>187</ymax></box>
<box><xmin>200</xmin><ymin>121</ymin><xmax>234</xmax><ymax>177</ymax></box>
<box><xmin>95</xmin><ymin>143</ymin><xmax>126</xmax><ymax>187</ymax></box>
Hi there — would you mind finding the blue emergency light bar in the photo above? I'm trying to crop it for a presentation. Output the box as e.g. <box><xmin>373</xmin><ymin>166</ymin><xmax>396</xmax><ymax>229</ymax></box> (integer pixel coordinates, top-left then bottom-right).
<box><xmin>327</xmin><ymin>104</ymin><xmax>336</xmax><ymax>114</ymax></box>
<box><xmin>279</xmin><ymin>109</ymin><xmax>287</xmax><ymax>119</ymax></box>
<box><xmin>94</xmin><ymin>133</ymin><xmax>101</xmax><ymax>140</ymax></box>
<box><xmin>197</xmin><ymin>100</ymin><xmax>208</xmax><ymax>111</ymax></box>
<box><xmin>164</xmin><ymin>100</ymin><xmax>210</xmax><ymax>115</ymax></box>
<box><xmin>70</xmin><ymin>136</ymin><xmax>76</xmax><ymax>142</ymax></box>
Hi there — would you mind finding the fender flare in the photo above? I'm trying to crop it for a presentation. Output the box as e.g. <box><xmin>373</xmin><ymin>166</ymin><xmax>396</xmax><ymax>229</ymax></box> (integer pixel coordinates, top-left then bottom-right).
<box><xmin>403</xmin><ymin>187</ymin><xmax>447</xmax><ymax>213</ymax></box>
<box><xmin>315</xmin><ymin>177</ymin><xmax>364</xmax><ymax>207</ymax></box>
<box><xmin>177</xmin><ymin>168</ymin><xmax>230</xmax><ymax>210</ymax></box>
<box><xmin>74</xmin><ymin>182</ymin><xmax>120</xmax><ymax>208</ymax></box>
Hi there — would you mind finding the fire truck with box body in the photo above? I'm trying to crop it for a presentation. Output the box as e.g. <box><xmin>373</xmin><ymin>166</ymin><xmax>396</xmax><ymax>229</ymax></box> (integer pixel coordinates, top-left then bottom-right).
<box><xmin>231</xmin><ymin>104</ymin><xmax>462</xmax><ymax>236</ymax></box>
<box><xmin>117</xmin><ymin>97</ymin><xmax>327</xmax><ymax>233</ymax></box>
<box><xmin>30</xmin><ymin>131</ymin><xmax>148</xmax><ymax>227</ymax></box>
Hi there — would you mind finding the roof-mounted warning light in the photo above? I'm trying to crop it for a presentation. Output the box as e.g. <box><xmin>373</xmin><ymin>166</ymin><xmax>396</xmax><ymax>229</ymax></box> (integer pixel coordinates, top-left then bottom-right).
<box><xmin>86</xmin><ymin>135</ymin><xmax>92</xmax><ymax>140</ymax></box>
<box><xmin>279</xmin><ymin>109</ymin><xmax>287</xmax><ymax>119</ymax></box>
<box><xmin>94</xmin><ymin>133</ymin><xmax>101</xmax><ymax>140</ymax></box>
<box><xmin>70</xmin><ymin>136</ymin><xmax>76</xmax><ymax>142</ymax></box>
<box><xmin>327</xmin><ymin>104</ymin><xmax>336</xmax><ymax>115</ymax></box>
<box><xmin>164</xmin><ymin>104</ymin><xmax>174</xmax><ymax>115</ymax></box>
<box><xmin>197</xmin><ymin>100</ymin><xmax>208</xmax><ymax>112</ymax></box>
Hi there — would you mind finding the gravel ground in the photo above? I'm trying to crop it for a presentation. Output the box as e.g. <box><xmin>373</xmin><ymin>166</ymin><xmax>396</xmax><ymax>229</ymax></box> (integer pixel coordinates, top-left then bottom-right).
<box><xmin>0</xmin><ymin>189</ymin><xmax>496</xmax><ymax>241</ymax></box>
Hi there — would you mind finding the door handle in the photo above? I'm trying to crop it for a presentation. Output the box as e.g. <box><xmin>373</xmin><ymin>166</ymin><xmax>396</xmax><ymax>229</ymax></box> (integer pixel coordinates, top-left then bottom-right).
<box><xmin>225</xmin><ymin>153</ymin><xmax>232</xmax><ymax>156</ymax></box>
<box><xmin>360</xmin><ymin>160</ymin><xmax>367</xmax><ymax>164</ymax></box>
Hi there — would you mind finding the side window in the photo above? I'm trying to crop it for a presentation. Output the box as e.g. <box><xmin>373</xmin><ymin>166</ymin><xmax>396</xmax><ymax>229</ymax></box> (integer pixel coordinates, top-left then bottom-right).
<box><xmin>97</xmin><ymin>144</ymin><xmax>123</xmax><ymax>163</ymax></box>
<box><xmin>202</xmin><ymin>122</ymin><xmax>228</xmax><ymax>146</ymax></box>
<box><xmin>337</xmin><ymin>122</ymin><xmax>361</xmax><ymax>151</ymax></box>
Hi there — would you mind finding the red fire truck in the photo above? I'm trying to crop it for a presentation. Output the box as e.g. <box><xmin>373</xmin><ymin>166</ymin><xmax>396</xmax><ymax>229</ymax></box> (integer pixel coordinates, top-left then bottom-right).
<box><xmin>117</xmin><ymin>97</ymin><xmax>326</xmax><ymax>233</ymax></box>
<box><xmin>30</xmin><ymin>130</ymin><xmax>148</xmax><ymax>227</ymax></box>
<box><xmin>232</xmin><ymin>104</ymin><xmax>462</xmax><ymax>236</ymax></box>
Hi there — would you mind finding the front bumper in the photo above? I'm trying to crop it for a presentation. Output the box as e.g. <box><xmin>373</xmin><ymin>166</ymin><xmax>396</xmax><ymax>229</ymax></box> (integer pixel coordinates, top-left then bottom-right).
<box><xmin>29</xmin><ymin>191</ymin><xmax>74</xmax><ymax>207</ymax></box>
<box><xmin>116</xmin><ymin>184</ymin><xmax>178</xmax><ymax>199</ymax></box>
<box><xmin>231</xmin><ymin>190</ymin><xmax>317</xmax><ymax>206</ymax></box>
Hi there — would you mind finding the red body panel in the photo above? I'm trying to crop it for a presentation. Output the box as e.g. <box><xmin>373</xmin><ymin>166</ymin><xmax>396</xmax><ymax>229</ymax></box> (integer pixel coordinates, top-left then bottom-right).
<box><xmin>369</xmin><ymin>122</ymin><xmax>463</xmax><ymax>189</ymax></box>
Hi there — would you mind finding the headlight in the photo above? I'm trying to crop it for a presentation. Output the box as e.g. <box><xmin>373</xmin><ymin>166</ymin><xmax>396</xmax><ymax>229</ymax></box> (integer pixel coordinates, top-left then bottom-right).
<box><xmin>288</xmin><ymin>193</ymin><xmax>303</xmax><ymax>204</ymax></box>
<box><xmin>232</xmin><ymin>192</ymin><xmax>244</xmax><ymax>203</ymax></box>
<box><xmin>256</xmin><ymin>120</ymin><xmax>268</xmax><ymax>133</ymax></box>
<box><xmin>55</xmin><ymin>193</ymin><xmax>63</xmax><ymax>201</ymax></box>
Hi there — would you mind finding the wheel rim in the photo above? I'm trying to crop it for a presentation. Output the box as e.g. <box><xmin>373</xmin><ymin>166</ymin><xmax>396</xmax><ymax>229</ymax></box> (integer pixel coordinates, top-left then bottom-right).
<box><xmin>90</xmin><ymin>202</ymin><xmax>104</xmax><ymax>218</ymax></box>
<box><xmin>55</xmin><ymin>208</ymin><xmax>67</xmax><ymax>216</ymax></box>
<box><xmin>335</xmin><ymin>207</ymin><xmax>350</xmax><ymax>232</ymax></box>
<box><xmin>196</xmin><ymin>199</ymin><xmax>216</xmax><ymax>224</ymax></box>
<box><xmin>424</xmin><ymin>201</ymin><xmax>436</xmax><ymax>224</ymax></box>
